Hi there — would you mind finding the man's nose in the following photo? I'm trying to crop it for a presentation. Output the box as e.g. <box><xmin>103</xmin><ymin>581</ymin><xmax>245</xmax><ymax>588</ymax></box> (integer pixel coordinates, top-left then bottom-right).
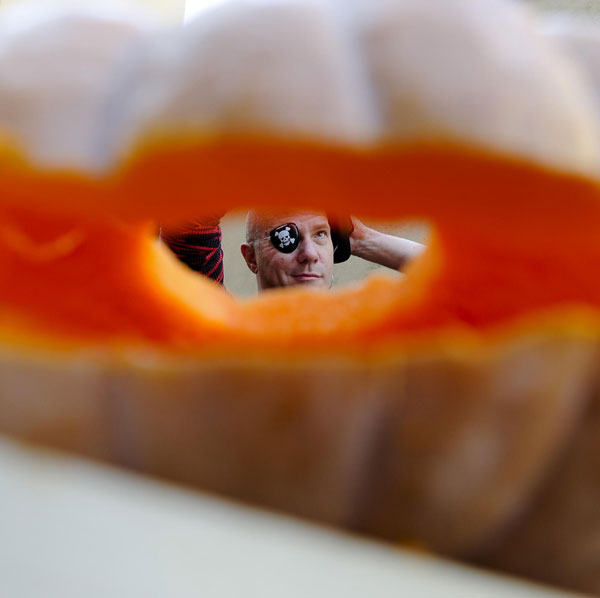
<box><xmin>296</xmin><ymin>238</ymin><xmax>319</xmax><ymax>262</ymax></box>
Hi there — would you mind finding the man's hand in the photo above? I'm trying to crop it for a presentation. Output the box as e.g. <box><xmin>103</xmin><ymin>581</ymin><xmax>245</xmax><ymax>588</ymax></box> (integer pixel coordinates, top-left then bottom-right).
<box><xmin>349</xmin><ymin>217</ymin><xmax>425</xmax><ymax>272</ymax></box>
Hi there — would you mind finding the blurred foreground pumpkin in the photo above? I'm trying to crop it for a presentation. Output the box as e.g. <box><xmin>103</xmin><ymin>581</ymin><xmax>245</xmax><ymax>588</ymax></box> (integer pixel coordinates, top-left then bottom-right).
<box><xmin>1</xmin><ymin>0</ymin><xmax>600</xmax><ymax>593</ymax></box>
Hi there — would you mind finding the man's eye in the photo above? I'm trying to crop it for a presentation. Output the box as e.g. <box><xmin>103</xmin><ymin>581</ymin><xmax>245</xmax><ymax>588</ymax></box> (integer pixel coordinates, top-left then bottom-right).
<box><xmin>315</xmin><ymin>230</ymin><xmax>328</xmax><ymax>239</ymax></box>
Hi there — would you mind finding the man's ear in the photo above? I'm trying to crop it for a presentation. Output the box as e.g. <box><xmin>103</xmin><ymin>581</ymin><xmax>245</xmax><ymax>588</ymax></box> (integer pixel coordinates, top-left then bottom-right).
<box><xmin>241</xmin><ymin>243</ymin><xmax>258</xmax><ymax>274</ymax></box>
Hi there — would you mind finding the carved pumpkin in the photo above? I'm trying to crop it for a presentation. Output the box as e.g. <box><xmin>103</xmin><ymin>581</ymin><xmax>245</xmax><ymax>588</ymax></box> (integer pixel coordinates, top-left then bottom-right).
<box><xmin>1</xmin><ymin>0</ymin><xmax>600</xmax><ymax>593</ymax></box>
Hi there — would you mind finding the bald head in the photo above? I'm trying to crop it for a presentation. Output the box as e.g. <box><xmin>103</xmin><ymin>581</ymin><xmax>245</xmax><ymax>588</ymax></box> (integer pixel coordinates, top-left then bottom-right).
<box><xmin>245</xmin><ymin>209</ymin><xmax>267</xmax><ymax>244</ymax></box>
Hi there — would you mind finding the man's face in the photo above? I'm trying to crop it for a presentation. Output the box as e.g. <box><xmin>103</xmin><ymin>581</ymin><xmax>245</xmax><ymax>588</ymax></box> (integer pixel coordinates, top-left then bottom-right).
<box><xmin>250</xmin><ymin>212</ymin><xmax>334</xmax><ymax>290</ymax></box>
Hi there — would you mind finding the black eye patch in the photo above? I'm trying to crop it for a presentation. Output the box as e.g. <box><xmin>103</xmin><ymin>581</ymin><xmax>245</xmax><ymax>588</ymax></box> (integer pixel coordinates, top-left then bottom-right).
<box><xmin>269</xmin><ymin>223</ymin><xmax>300</xmax><ymax>253</ymax></box>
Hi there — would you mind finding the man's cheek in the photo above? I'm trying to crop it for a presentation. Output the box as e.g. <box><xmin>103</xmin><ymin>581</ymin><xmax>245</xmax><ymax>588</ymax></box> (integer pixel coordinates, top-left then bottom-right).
<box><xmin>274</xmin><ymin>258</ymin><xmax>289</xmax><ymax>281</ymax></box>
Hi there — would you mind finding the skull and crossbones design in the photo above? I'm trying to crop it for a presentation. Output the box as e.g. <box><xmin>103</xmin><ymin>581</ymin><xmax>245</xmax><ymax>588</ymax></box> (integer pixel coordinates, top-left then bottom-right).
<box><xmin>269</xmin><ymin>223</ymin><xmax>300</xmax><ymax>253</ymax></box>
<box><xmin>275</xmin><ymin>226</ymin><xmax>294</xmax><ymax>248</ymax></box>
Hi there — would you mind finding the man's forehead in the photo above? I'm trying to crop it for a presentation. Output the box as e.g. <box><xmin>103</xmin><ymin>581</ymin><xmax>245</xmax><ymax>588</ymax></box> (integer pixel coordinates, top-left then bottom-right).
<box><xmin>264</xmin><ymin>211</ymin><xmax>328</xmax><ymax>231</ymax></box>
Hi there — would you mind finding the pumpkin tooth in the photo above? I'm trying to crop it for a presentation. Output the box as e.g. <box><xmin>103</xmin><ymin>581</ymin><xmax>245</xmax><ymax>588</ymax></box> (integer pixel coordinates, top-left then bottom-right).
<box><xmin>111</xmin><ymin>0</ymin><xmax>380</xmax><ymax>164</ymax></box>
<box><xmin>346</xmin><ymin>0</ymin><xmax>600</xmax><ymax>178</ymax></box>
<box><xmin>540</xmin><ymin>13</ymin><xmax>600</xmax><ymax>122</ymax></box>
<box><xmin>0</xmin><ymin>4</ymin><xmax>148</xmax><ymax>173</ymax></box>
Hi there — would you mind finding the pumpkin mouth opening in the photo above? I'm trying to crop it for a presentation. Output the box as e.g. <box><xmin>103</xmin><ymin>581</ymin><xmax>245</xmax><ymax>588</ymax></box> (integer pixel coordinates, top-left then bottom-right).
<box><xmin>1</xmin><ymin>141</ymin><xmax>600</xmax><ymax>351</ymax></box>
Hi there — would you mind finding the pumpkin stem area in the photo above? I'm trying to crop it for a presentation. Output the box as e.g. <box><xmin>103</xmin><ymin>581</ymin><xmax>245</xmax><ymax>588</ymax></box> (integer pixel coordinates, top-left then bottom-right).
<box><xmin>1</xmin><ymin>141</ymin><xmax>600</xmax><ymax>352</ymax></box>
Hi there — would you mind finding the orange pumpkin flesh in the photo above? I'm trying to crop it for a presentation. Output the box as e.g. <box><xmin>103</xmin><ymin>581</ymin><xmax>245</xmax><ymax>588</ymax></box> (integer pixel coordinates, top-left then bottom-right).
<box><xmin>0</xmin><ymin>142</ymin><xmax>600</xmax><ymax>349</ymax></box>
<box><xmin>0</xmin><ymin>140</ymin><xmax>599</xmax><ymax>350</ymax></box>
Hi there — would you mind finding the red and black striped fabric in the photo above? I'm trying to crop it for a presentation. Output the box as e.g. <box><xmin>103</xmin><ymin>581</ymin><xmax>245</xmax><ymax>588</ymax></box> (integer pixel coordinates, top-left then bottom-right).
<box><xmin>160</xmin><ymin>220</ymin><xmax>224</xmax><ymax>285</ymax></box>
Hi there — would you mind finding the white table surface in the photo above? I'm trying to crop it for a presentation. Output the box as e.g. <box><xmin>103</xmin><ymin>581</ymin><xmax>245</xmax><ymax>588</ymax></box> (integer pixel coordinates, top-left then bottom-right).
<box><xmin>0</xmin><ymin>437</ymin><xmax>588</xmax><ymax>598</ymax></box>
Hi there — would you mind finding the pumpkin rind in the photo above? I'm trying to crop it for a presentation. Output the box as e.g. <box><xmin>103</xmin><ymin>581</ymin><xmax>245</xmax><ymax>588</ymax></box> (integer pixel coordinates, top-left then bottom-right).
<box><xmin>0</xmin><ymin>318</ymin><xmax>597</xmax><ymax>545</ymax></box>
<box><xmin>478</xmin><ymin>375</ymin><xmax>600</xmax><ymax>592</ymax></box>
<box><xmin>356</xmin><ymin>328</ymin><xmax>598</xmax><ymax>556</ymax></box>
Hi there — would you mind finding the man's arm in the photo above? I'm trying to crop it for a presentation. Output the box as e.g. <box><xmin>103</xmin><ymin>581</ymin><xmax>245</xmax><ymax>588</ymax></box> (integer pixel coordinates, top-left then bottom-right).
<box><xmin>349</xmin><ymin>217</ymin><xmax>425</xmax><ymax>272</ymax></box>
<box><xmin>160</xmin><ymin>218</ymin><xmax>224</xmax><ymax>284</ymax></box>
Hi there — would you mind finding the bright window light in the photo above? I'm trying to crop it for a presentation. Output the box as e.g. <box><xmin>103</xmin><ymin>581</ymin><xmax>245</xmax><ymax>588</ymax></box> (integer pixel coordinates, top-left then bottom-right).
<box><xmin>184</xmin><ymin>0</ymin><xmax>226</xmax><ymax>23</ymax></box>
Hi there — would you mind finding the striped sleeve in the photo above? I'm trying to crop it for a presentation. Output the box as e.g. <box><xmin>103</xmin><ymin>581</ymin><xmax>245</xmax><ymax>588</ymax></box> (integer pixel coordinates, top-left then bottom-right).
<box><xmin>160</xmin><ymin>220</ymin><xmax>224</xmax><ymax>285</ymax></box>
